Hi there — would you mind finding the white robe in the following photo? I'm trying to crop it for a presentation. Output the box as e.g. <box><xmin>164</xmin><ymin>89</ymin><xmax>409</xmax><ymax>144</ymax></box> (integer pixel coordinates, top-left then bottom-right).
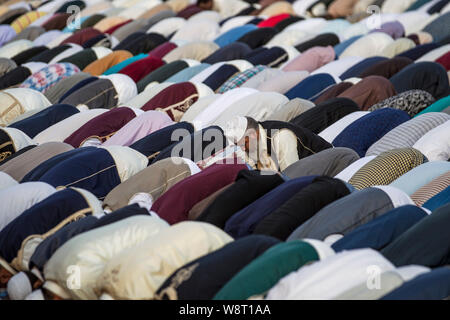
<box><xmin>266</xmin><ymin>248</ymin><xmax>396</xmax><ymax>300</ymax></box>
<box><xmin>0</xmin><ymin>182</ymin><xmax>56</xmax><ymax>232</ymax></box>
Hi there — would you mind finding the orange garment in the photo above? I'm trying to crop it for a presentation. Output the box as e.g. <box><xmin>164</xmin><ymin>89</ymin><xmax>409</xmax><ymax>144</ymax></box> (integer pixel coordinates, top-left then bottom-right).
<box><xmin>83</xmin><ymin>50</ymin><xmax>133</xmax><ymax>76</ymax></box>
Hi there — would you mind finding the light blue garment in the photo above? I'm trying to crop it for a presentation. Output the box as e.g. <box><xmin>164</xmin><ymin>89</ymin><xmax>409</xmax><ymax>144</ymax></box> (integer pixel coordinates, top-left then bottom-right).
<box><xmin>33</xmin><ymin>30</ymin><xmax>63</xmax><ymax>47</ymax></box>
<box><xmin>165</xmin><ymin>63</ymin><xmax>210</xmax><ymax>83</ymax></box>
<box><xmin>334</xmin><ymin>35</ymin><xmax>362</xmax><ymax>57</ymax></box>
<box><xmin>0</xmin><ymin>25</ymin><xmax>16</xmax><ymax>47</ymax></box>
<box><xmin>102</xmin><ymin>53</ymin><xmax>148</xmax><ymax>75</ymax></box>
<box><xmin>62</xmin><ymin>16</ymin><xmax>89</xmax><ymax>33</ymax></box>
<box><xmin>214</xmin><ymin>25</ymin><xmax>258</xmax><ymax>48</ymax></box>
<box><xmin>319</xmin><ymin>19</ymin><xmax>351</xmax><ymax>39</ymax></box>
<box><xmin>389</xmin><ymin>161</ymin><xmax>450</xmax><ymax>195</ymax></box>
<box><xmin>423</xmin><ymin>186</ymin><xmax>450</xmax><ymax>211</ymax></box>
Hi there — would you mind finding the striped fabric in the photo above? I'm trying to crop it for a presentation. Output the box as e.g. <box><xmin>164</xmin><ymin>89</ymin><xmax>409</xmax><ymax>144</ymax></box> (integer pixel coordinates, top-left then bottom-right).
<box><xmin>349</xmin><ymin>148</ymin><xmax>426</xmax><ymax>190</ymax></box>
<box><xmin>411</xmin><ymin>171</ymin><xmax>450</xmax><ymax>207</ymax></box>
<box><xmin>217</xmin><ymin>65</ymin><xmax>266</xmax><ymax>94</ymax></box>
<box><xmin>11</xmin><ymin>11</ymin><xmax>47</xmax><ymax>34</ymax></box>
<box><xmin>366</xmin><ymin>113</ymin><xmax>450</xmax><ymax>157</ymax></box>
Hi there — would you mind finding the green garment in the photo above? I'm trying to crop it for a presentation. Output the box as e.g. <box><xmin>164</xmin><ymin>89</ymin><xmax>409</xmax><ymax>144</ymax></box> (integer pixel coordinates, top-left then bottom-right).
<box><xmin>136</xmin><ymin>60</ymin><xmax>189</xmax><ymax>92</ymax></box>
<box><xmin>414</xmin><ymin>95</ymin><xmax>450</xmax><ymax>117</ymax></box>
<box><xmin>213</xmin><ymin>240</ymin><xmax>319</xmax><ymax>300</ymax></box>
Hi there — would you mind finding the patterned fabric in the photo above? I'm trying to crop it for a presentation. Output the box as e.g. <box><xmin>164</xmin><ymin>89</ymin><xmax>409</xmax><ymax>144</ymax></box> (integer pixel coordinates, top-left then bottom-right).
<box><xmin>368</xmin><ymin>90</ymin><xmax>436</xmax><ymax>117</ymax></box>
<box><xmin>349</xmin><ymin>148</ymin><xmax>426</xmax><ymax>190</ymax></box>
<box><xmin>217</xmin><ymin>65</ymin><xmax>266</xmax><ymax>94</ymax></box>
<box><xmin>20</xmin><ymin>63</ymin><xmax>80</xmax><ymax>93</ymax></box>
<box><xmin>11</xmin><ymin>11</ymin><xmax>47</xmax><ymax>34</ymax></box>
<box><xmin>366</xmin><ymin>112</ymin><xmax>450</xmax><ymax>157</ymax></box>
<box><xmin>411</xmin><ymin>171</ymin><xmax>450</xmax><ymax>207</ymax></box>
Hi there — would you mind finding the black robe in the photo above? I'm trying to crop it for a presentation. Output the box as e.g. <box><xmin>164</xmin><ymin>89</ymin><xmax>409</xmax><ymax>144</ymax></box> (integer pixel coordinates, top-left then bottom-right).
<box><xmin>253</xmin><ymin>176</ymin><xmax>351</xmax><ymax>240</ymax></box>
<box><xmin>197</xmin><ymin>170</ymin><xmax>285</xmax><ymax>228</ymax></box>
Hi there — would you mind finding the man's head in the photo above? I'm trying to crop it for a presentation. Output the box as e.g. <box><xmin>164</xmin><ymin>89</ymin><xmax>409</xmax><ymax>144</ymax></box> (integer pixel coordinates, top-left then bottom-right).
<box><xmin>197</xmin><ymin>0</ymin><xmax>214</xmax><ymax>10</ymax></box>
<box><xmin>224</xmin><ymin>116</ymin><xmax>259</xmax><ymax>154</ymax></box>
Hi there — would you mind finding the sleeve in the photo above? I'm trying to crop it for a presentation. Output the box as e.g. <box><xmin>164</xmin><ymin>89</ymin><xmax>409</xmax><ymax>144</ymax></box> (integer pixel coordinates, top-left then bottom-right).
<box><xmin>272</xmin><ymin>129</ymin><xmax>300</xmax><ymax>171</ymax></box>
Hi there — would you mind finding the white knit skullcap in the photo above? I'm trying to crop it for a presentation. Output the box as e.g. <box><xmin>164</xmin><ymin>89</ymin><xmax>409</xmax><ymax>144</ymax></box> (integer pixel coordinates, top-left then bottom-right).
<box><xmin>129</xmin><ymin>192</ymin><xmax>154</xmax><ymax>213</ymax></box>
<box><xmin>324</xmin><ymin>234</ymin><xmax>344</xmax><ymax>245</ymax></box>
<box><xmin>224</xmin><ymin>116</ymin><xmax>248</xmax><ymax>144</ymax></box>
<box><xmin>7</xmin><ymin>272</ymin><xmax>32</xmax><ymax>300</ymax></box>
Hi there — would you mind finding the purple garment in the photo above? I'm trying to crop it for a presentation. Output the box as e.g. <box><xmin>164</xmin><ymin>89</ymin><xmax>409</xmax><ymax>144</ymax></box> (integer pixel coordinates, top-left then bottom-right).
<box><xmin>102</xmin><ymin>110</ymin><xmax>174</xmax><ymax>147</ymax></box>
<box><xmin>370</xmin><ymin>21</ymin><xmax>405</xmax><ymax>40</ymax></box>
<box><xmin>33</xmin><ymin>30</ymin><xmax>63</xmax><ymax>47</ymax></box>
<box><xmin>0</xmin><ymin>26</ymin><xmax>17</xmax><ymax>47</ymax></box>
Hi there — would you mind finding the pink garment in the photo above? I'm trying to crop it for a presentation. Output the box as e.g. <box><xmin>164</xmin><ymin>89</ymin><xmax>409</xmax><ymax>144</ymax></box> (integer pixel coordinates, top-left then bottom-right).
<box><xmin>102</xmin><ymin>110</ymin><xmax>174</xmax><ymax>147</ymax></box>
<box><xmin>282</xmin><ymin>46</ymin><xmax>335</xmax><ymax>73</ymax></box>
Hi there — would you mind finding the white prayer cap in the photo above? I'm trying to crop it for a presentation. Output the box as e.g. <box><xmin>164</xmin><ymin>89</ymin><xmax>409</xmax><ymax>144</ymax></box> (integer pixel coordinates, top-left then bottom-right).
<box><xmin>25</xmin><ymin>289</ymin><xmax>45</xmax><ymax>300</ymax></box>
<box><xmin>324</xmin><ymin>234</ymin><xmax>344</xmax><ymax>245</ymax></box>
<box><xmin>7</xmin><ymin>272</ymin><xmax>32</xmax><ymax>300</ymax></box>
<box><xmin>128</xmin><ymin>192</ymin><xmax>154</xmax><ymax>213</ymax></box>
<box><xmin>224</xmin><ymin>116</ymin><xmax>248</xmax><ymax>144</ymax></box>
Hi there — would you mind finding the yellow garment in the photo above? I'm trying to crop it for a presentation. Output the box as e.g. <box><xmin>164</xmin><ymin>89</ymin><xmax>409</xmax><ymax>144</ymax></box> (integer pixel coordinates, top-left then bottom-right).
<box><xmin>11</xmin><ymin>11</ymin><xmax>47</xmax><ymax>33</ymax></box>
<box><xmin>97</xmin><ymin>222</ymin><xmax>233</xmax><ymax>300</ymax></box>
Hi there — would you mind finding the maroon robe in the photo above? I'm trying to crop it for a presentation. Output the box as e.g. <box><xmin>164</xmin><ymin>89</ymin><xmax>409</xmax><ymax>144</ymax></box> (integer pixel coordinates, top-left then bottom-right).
<box><xmin>63</xmin><ymin>107</ymin><xmax>137</xmax><ymax>147</ymax></box>
<box><xmin>152</xmin><ymin>163</ymin><xmax>248</xmax><ymax>224</ymax></box>
<box><xmin>141</xmin><ymin>82</ymin><xmax>199</xmax><ymax>121</ymax></box>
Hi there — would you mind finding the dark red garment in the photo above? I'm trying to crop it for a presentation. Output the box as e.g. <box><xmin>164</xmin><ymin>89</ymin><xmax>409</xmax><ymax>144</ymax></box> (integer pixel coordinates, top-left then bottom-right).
<box><xmin>63</xmin><ymin>107</ymin><xmax>136</xmax><ymax>147</ymax></box>
<box><xmin>42</xmin><ymin>13</ymin><xmax>71</xmax><ymax>31</ymax></box>
<box><xmin>61</xmin><ymin>27</ymin><xmax>103</xmax><ymax>46</ymax></box>
<box><xmin>436</xmin><ymin>51</ymin><xmax>450</xmax><ymax>71</ymax></box>
<box><xmin>104</xmin><ymin>19</ymin><xmax>132</xmax><ymax>35</ymax></box>
<box><xmin>118</xmin><ymin>55</ymin><xmax>165</xmax><ymax>82</ymax></box>
<box><xmin>148</xmin><ymin>42</ymin><xmax>177</xmax><ymax>59</ymax></box>
<box><xmin>177</xmin><ymin>4</ymin><xmax>204</xmax><ymax>19</ymax></box>
<box><xmin>257</xmin><ymin>13</ymin><xmax>291</xmax><ymax>28</ymax></box>
<box><xmin>152</xmin><ymin>163</ymin><xmax>249</xmax><ymax>224</ymax></box>
<box><xmin>141</xmin><ymin>82</ymin><xmax>198</xmax><ymax>120</ymax></box>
